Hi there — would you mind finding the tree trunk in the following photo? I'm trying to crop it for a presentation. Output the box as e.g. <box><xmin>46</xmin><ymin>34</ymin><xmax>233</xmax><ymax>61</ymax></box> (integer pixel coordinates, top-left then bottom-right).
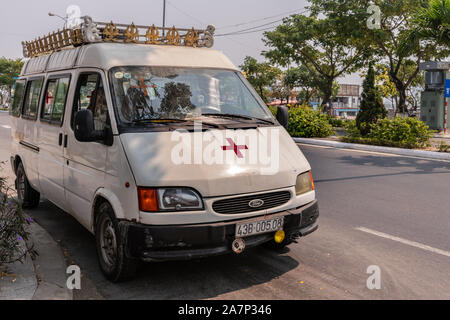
<box><xmin>397</xmin><ymin>88</ymin><xmax>408</xmax><ymax>115</ymax></box>
<box><xmin>258</xmin><ymin>87</ymin><xmax>265</xmax><ymax>102</ymax></box>
<box><xmin>321</xmin><ymin>78</ymin><xmax>334</xmax><ymax>115</ymax></box>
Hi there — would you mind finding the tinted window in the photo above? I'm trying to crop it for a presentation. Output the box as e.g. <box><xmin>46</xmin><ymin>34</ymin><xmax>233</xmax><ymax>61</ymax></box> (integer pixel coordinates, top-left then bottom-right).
<box><xmin>9</xmin><ymin>80</ymin><xmax>25</xmax><ymax>117</ymax></box>
<box><xmin>41</xmin><ymin>77</ymin><xmax>70</xmax><ymax>124</ymax></box>
<box><xmin>22</xmin><ymin>79</ymin><xmax>43</xmax><ymax>119</ymax></box>
<box><xmin>72</xmin><ymin>73</ymin><xmax>108</xmax><ymax>131</ymax></box>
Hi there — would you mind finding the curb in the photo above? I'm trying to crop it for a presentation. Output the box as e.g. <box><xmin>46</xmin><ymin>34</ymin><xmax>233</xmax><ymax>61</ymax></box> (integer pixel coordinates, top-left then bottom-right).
<box><xmin>294</xmin><ymin>137</ymin><xmax>450</xmax><ymax>161</ymax></box>
<box><xmin>27</xmin><ymin>217</ymin><xmax>73</xmax><ymax>300</ymax></box>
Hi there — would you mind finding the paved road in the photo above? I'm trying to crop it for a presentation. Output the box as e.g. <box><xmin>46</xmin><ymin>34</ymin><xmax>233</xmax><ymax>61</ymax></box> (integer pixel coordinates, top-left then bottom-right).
<box><xmin>1</xmin><ymin>111</ymin><xmax>449</xmax><ymax>299</ymax></box>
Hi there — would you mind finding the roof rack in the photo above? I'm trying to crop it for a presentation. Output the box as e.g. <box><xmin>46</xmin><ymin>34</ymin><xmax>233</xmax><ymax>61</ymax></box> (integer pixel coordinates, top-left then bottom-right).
<box><xmin>21</xmin><ymin>16</ymin><xmax>215</xmax><ymax>58</ymax></box>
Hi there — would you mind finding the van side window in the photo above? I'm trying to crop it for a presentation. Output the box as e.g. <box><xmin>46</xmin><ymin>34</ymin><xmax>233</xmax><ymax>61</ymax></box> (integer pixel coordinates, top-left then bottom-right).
<box><xmin>22</xmin><ymin>79</ymin><xmax>43</xmax><ymax>120</ymax></box>
<box><xmin>9</xmin><ymin>80</ymin><xmax>25</xmax><ymax>117</ymax></box>
<box><xmin>72</xmin><ymin>73</ymin><xmax>108</xmax><ymax>131</ymax></box>
<box><xmin>41</xmin><ymin>77</ymin><xmax>70</xmax><ymax>124</ymax></box>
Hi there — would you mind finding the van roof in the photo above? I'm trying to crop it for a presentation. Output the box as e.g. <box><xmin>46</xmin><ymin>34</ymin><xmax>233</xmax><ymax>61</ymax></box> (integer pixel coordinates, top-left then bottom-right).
<box><xmin>20</xmin><ymin>42</ymin><xmax>238</xmax><ymax>76</ymax></box>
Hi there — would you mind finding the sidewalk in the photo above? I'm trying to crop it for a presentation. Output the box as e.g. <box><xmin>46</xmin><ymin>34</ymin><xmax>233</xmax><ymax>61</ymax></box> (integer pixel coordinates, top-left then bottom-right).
<box><xmin>0</xmin><ymin>242</ymin><xmax>37</xmax><ymax>300</ymax></box>
<box><xmin>431</xmin><ymin>132</ymin><xmax>450</xmax><ymax>147</ymax></box>
<box><xmin>0</xmin><ymin>215</ymin><xmax>72</xmax><ymax>300</ymax></box>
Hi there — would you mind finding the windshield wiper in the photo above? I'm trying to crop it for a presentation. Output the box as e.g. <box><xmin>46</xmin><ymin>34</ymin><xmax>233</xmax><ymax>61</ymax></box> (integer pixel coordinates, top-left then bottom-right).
<box><xmin>131</xmin><ymin>118</ymin><xmax>220</xmax><ymax>128</ymax></box>
<box><xmin>201</xmin><ymin>113</ymin><xmax>275</xmax><ymax>125</ymax></box>
<box><xmin>132</xmin><ymin>118</ymin><xmax>185</xmax><ymax>123</ymax></box>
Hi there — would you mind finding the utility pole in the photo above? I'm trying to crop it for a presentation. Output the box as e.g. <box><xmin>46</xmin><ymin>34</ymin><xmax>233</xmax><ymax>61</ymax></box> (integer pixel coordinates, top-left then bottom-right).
<box><xmin>162</xmin><ymin>0</ymin><xmax>166</xmax><ymax>37</ymax></box>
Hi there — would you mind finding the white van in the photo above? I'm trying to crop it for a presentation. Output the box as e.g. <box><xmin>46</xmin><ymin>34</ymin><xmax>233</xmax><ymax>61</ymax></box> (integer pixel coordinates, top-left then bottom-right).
<box><xmin>10</xmin><ymin>19</ymin><xmax>318</xmax><ymax>281</ymax></box>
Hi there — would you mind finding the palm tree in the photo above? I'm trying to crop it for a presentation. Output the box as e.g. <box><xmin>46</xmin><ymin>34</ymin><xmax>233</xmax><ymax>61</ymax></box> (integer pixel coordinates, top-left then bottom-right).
<box><xmin>399</xmin><ymin>0</ymin><xmax>450</xmax><ymax>54</ymax></box>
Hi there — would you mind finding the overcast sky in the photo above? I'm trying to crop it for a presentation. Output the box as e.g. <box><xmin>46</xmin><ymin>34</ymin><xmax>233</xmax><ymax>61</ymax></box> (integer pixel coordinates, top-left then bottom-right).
<box><xmin>0</xmin><ymin>0</ymin><xmax>361</xmax><ymax>84</ymax></box>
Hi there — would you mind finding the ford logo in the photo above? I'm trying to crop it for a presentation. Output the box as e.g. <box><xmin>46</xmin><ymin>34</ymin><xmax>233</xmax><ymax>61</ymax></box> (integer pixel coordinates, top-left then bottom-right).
<box><xmin>248</xmin><ymin>199</ymin><xmax>264</xmax><ymax>208</ymax></box>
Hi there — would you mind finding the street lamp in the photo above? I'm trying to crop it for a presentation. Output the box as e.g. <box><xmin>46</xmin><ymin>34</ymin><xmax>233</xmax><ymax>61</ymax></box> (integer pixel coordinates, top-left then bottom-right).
<box><xmin>162</xmin><ymin>0</ymin><xmax>166</xmax><ymax>37</ymax></box>
<box><xmin>48</xmin><ymin>12</ymin><xmax>67</xmax><ymax>28</ymax></box>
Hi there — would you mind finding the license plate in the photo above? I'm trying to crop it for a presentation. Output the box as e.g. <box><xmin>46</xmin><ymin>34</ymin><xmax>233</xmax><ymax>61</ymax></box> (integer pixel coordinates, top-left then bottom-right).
<box><xmin>235</xmin><ymin>216</ymin><xmax>284</xmax><ymax>238</ymax></box>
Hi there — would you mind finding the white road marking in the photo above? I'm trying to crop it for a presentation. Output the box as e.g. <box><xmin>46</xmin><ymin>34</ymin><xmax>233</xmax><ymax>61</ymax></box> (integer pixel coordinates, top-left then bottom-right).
<box><xmin>1</xmin><ymin>125</ymin><xmax>11</xmax><ymax>129</ymax></box>
<box><xmin>356</xmin><ymin>227</ymin><xmax>450</xmax><ymax>258</ymax></box>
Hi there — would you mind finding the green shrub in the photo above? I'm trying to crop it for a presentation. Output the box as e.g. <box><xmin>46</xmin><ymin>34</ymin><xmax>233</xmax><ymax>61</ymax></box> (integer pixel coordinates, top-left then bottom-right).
<box><xmin>325</xmin><ymin>115</ymin><xmax>345</xmax><ymax>127</ymax></box>
<box><xmin>342</xmin><ymin>117</ymin><xmax>432</xmax><ymax>149</ymax></box>
<box><xmin>367</xmin><ymin>117</ymin><xmax>431</xmax><ymax>148</ymax></box>
<box><xmin>268</xmin><ymin>105</ymin><xmax>277</xmax><ymax>118</ymax></box>
<box><xmin>287</xmin><ymin>106</ymin><xmax>334</xmax><ymax>138</ymax></box>
<box><xmin>0</xmin><ymin>165</ymin><xmax>34</xmax><ymax>265</ymax></box>
<box><xmin>343</xmin><ymin>119</ymin><xmax>361</xmax><ymax>138</ymax></box>
<box><xmin>439</xmin><ymin>141</ymin><xmax>450</xmax><ymax>152</ymax></box>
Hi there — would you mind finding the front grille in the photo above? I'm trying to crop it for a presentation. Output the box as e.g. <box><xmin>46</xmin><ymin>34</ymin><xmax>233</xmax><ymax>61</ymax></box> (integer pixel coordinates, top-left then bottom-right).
<box><xmin>212</xmin><ymin>191</ymin><xmax>291</xmax><ymax>214</ymax></box>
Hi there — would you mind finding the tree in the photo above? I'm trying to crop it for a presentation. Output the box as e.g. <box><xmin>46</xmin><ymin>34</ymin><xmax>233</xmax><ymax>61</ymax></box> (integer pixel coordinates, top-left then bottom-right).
<box><xmin>263</xmin><ymin>12</ymin><xmax>371</xmax><ymax>114</ymax></box>
<box><xmin>356</xmin><ymin>63</ymin><xmax>387</xmax><ymax>135</ymax></box>
<box><xmin>0</xmin><ymin>57</ymin><xmax>24</xmax><ymax>102</ymax></box>
<box><xmin>239</xmin><ymin>56</ymin><xmax>281</xmax><ymax>102</ymax></box>
<box><xmin>310</xmin><ymin>0</ymin><xmax>449</xmax><ymax>114</ymax></box>
<box><xmin>284</xmin><ymin>65</ymin><xmax>323</xmax><ymax>105</ymax></box>
<box><xmin>401</xmin><ymin>0</ymin><xmax>450</xmax><ymax>51</ymax></box>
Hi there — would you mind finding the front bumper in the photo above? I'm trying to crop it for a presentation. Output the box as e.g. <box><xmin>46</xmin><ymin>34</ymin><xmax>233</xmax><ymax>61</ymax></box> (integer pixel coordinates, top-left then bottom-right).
<box><xmin>120</xmin><ymin>199</ymin><xmax>319</xmax><ymax>262</ymax></box>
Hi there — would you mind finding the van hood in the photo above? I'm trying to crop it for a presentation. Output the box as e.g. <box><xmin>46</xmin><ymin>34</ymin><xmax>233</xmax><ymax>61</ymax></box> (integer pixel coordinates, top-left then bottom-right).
<box><xmin>120</xmin><ymin>127</ymin><xmax>310</xmax><ymax>197</ymax></box>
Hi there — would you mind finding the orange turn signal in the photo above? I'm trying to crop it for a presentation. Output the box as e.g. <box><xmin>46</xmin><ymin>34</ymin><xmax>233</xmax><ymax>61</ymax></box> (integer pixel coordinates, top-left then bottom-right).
<box><xmin>137</xmin><ymin>187</ymin><xmax>159</xmax><ymax>212</ymax></box>
<box><xmin>309</xmin><ymin>171</ymin><xmax>315</xmax><ymax>190</ymax></box>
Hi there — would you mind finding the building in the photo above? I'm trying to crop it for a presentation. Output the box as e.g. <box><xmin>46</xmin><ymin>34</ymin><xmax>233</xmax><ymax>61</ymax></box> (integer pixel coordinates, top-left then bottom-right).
<box><xmin>331</xmin><ymin>84</ymin><xmax>360</xmax><ymax>118</ymax></box>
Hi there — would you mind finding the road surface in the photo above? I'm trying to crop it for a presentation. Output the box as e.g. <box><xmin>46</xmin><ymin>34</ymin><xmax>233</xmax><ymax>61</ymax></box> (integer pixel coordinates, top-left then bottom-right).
<box><xmin>1</xmin><ymin>111</ymin><xmax>449</xmax><ymax>299</ymax></box>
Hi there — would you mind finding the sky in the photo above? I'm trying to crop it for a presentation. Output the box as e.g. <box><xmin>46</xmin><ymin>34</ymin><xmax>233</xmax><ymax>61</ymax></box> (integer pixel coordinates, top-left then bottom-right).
<box><xmin>0</xmin><ymin>0</ymin><xmax>361</xmax><ymax>84</ymax></box>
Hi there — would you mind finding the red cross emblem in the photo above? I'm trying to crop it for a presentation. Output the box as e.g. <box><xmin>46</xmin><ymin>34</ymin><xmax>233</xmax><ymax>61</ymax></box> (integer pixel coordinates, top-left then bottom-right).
<box><xmin>222</xmin><ymin>138</ymin><xmax>248</xmax><ymax>158</ymax></box>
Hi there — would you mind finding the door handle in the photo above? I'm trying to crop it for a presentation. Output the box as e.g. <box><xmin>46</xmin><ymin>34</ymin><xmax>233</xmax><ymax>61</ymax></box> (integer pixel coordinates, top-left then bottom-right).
<box><xmin>58</xmin><ymin>133</ymin><xmax>63</xmax><ymax>146</ymax></box>
<box><xmin>64</xmin><ymin>134</ymin><xmax>68</xmax><ymax>148</ymax></box>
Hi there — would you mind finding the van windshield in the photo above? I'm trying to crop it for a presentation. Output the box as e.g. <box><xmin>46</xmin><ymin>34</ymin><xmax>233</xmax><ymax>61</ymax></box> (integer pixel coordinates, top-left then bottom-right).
<box><xmin>109</xmin><ymin>67</ymin><xmax>273</xmax><ymax>124</ymax></box>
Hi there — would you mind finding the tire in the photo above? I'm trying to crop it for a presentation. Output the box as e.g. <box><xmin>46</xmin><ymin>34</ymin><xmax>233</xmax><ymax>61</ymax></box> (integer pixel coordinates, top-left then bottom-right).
<box><xmin>16</xmin><ymin>162</ymin><xmax>40</xmax><ymax>209</ymax></box>
<box><xmin>95</xmin><ymin>201</ymin><xmax>139</xmax><ymax>282</ymax></box>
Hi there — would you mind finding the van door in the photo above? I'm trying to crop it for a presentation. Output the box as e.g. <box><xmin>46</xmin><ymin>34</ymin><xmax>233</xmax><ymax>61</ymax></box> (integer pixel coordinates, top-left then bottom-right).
<box><xmin>37</xmin><ymin>74</ymin><xmax>71</xmax><ymax>211</ymax></box>
<box><xmin>21</xmin><ymin>77</ymin><xmax>44</xmax><ymax>190</ymax></box>
<box><xmin>63</xmin><ymin>70</ymin><xmax>109</xmax><ymax>229</ymax></box>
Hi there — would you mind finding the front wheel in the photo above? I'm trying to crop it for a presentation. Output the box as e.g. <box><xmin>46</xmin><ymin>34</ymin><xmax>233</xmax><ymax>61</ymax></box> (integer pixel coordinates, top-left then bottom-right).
<box><xmin>16</xmin><ymin>162</ymin><xmax>40</xmax><ymax>209</ymax></box>
<box><xmin>95</xmin><ymin>202</ymin><xmax>139</xmax><ymax>282</ymax></box>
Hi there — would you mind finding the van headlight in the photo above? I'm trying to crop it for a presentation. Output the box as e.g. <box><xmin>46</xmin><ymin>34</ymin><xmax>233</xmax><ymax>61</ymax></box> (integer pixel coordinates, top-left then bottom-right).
<box><xmin>295</xmin><ymin>171</ymin><xmax>315</xmax><ymax>195</ymax></box>
<box><xmin>138</xmin><ymin>187</ymin><xmax>203</xmax><ymax>212</ymax></box>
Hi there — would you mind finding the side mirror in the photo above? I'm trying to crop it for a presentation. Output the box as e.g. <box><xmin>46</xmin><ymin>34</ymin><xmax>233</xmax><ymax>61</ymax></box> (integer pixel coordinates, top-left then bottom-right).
<box><xmin>74</xmin><ymin>109</ymin><xmax>105</xmax><ymax>142</ymax></box>
<box><xmin>276</xmin><ymin>106</ymin><xmax>289</xmax><ymax>129</ymax></box>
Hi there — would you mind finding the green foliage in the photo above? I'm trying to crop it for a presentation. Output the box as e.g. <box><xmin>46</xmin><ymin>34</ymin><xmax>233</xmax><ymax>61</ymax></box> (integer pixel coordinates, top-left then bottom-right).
<box><xmin>287</xmin><ymin>105</ymin><xmax>334</xmax><ymax>138</ymax></box>
<box><xmin>0</xmin><ymin>165</ymin><xmax>33</xmax><ymax>265</ymax></box>
<box><xmin>343</xmin><ymin>117</ymin><xmax>432</xmax><ymax>148</ymax></box>
<box><xmin>239</xmin><ymin>56</ymin><xmax>281</xmax><ymax>102</ymax></box>
<box><xmin>400</xmin><ymin>0</ymin><xmax>450</xmax><ymax>53</ymax></box>
<box><xmin>0</xmin><ymin>57</ymin><xmax>23</xmax><ymax>88</ymax></box>
<box><xmin>356</xmin><ymin>63</ymin><xmax>387</xmax><ymax>135</ymax></box>
<box><xmin>326</xmin><ymin>115</ymin><xmax>345</xmax><ymax>127</ymax></box>
<box><xmin>263</xmin><ymin>12</ymin><xmax>370</xmax><ymax>112</ymax></box>
<box><xmin>268</xmin><ymin>105</ymin><xmax>277</xmax><ymax>117</ymax></box>
<box><xmin>438</xmin><ymin>141</ymin><xmax>450</xmax><ymax>152</ymax></box>
<box><xmin>367</xmin><ymin>117</ymin><xmax>432</xmax><ymax>148</ymax></box>
<box><xmin>311</xmin><ymin>0</ymin><xmax>449</xmax><ymax>114</ymax></box>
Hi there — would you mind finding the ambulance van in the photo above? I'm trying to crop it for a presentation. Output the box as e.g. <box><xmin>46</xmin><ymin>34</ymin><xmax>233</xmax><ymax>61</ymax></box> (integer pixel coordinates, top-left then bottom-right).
<box><xmin>9</xmin><ymin>18</ymin><xmax>319</xmax><ymax>281</ymax></box>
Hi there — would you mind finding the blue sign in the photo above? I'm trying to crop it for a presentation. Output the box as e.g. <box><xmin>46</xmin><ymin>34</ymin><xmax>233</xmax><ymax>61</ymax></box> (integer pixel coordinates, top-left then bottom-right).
<box><xmin>445</xmin><ymin>79</ymin><xmax>450</xmax><ymax>98</ymax></box>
